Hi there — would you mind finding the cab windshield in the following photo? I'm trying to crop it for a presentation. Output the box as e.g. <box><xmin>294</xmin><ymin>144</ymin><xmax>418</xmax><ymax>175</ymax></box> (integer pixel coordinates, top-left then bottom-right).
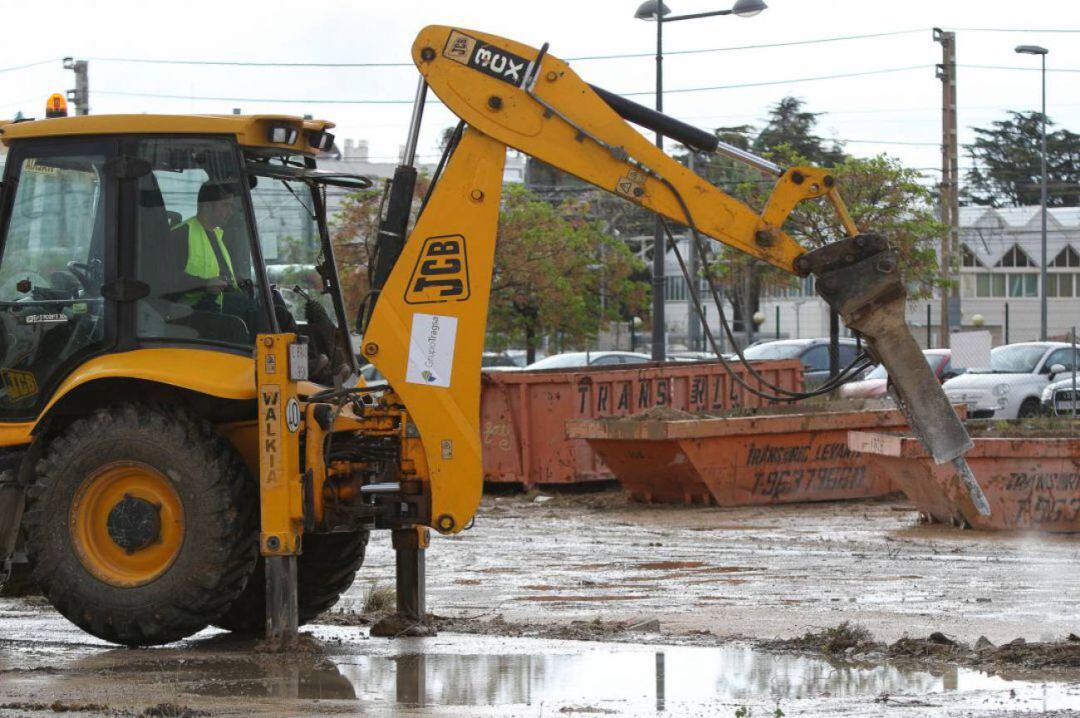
<box><xmin>248</xmin><ymin>163</ymin><xmax>333</xmax><ymax>321</ymax></box>
<box><xmin>246</xmin><ymin>154</ymin><xmax>368</xmax><ymax>381</ymax></box>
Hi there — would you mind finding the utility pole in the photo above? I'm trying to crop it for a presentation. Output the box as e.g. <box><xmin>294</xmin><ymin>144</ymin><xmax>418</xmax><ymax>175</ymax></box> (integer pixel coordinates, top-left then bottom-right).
<box><xmin>686</xmin><ymin>151</ymin><xmax>701</xmax><ymax>352</ymax></box>
<box><xmin>1014</xmin><ymin>44</ymin><xmax>1050</xmax><ymax>340</ymax></box>
<box><xmin>650</xmin><ymin>15</ymin><xmax>666</xmax><ymax>361</ymax></box>
<box><xmin>935</xmin><ymin>28</ymin><xmax>959</xmax><ymax>348</ymax></box>
<box><xmin>63</xmin><ymin>58</ymin><xmax>89</xmax><ymax>116</ymax></box>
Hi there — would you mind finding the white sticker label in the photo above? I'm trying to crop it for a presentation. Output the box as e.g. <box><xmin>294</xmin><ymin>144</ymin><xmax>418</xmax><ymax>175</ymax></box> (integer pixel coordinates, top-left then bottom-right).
<box><xmin>24</xmin><ymin>313</ymin><xmax>67</xmax><ymax>325</ymax></box>
<box><xmin>405</xmin><ymin>313</ymin><xmax>457</xmax><ymax>388</ymax></box>
<box><xmin>285</xmin><ymin>398</ymin><xmax>302</xmax><ymax>433</ymax></box>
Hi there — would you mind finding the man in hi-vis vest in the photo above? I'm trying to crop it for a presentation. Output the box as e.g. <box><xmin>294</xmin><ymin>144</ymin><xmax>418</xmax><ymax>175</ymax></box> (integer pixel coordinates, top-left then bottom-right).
<box><xmin>173</xmin><ymin>181</ymin><xmax>237</xmax><ymax>310</ymax></box>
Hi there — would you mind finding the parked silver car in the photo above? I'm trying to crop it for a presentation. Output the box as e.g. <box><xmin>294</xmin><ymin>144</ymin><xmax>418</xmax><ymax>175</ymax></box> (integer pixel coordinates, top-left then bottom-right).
<box><xmin>1041</xmin><ymin>372</ymin><xmax>1080</xmax><ymax>416</ymax></box>
<box><xmin>741</xmin><ymin>338</ymin><xmax>863</xmax><ymax>389</ymax></box>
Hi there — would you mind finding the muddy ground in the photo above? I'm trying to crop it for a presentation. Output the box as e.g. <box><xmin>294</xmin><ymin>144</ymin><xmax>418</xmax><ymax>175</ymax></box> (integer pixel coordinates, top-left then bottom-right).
<box><xmin>352</xmin><ymin>491</ymin><xmax>1080</xmax><ymax>647</ymax></box>
<box><xmin>2</xmin><ymin>492</ymin><xmax>1080</xmax><ymax>716</ymax></box>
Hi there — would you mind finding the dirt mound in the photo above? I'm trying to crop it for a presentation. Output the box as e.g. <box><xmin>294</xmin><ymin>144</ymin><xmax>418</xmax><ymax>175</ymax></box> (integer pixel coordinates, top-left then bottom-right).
<box><xmin>141</xmin><ymin>705</ymin><xmax>209</xmax><ymax>718</ymax></box>
<box><xmin>627</xmin><ymin>406</ymin><xmax>696</xmax><ymax>421</ymax></box>
<box><xmin>888</xmin><ymin>632</ymin><xmax>962</xmax><ymax>660</ymax></box>
<box><xmin>436</xmin><ymin>614</ymin><xmax>640</xmax><ymax>642</ymax></box>
<box><xmin>763</xmin><ymin>621</ymin><xmax>878</xmax><ymax>656</ymax></box>
<box><xmin>0</xmin><ymin>702</ymin><xmax>110</xmax><ymax>713</ymax></box>
<box><xmin>990</xmin><ymin>637</ymin><xmax>1080</xmax><ymax>669</ymax></box>
<box><xmin>765</xmin><ymin>623</ymin><xmax>1080</xmax><ymax>671</ymax></box>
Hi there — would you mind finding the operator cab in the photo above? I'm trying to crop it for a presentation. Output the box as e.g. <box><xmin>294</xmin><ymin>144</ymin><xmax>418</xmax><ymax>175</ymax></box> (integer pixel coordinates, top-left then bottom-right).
<box><xmin>0</xmin><ymin>112</ymin><xmax>371</xmax><ymax>419</ymax></box>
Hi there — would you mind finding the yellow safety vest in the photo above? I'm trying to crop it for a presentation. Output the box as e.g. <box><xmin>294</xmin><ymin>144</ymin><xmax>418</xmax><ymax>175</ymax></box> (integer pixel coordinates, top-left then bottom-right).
<box><xmin>177</xmin><ymin>217</ymin><xmax>235</xmax><ymax>306</ymax></box>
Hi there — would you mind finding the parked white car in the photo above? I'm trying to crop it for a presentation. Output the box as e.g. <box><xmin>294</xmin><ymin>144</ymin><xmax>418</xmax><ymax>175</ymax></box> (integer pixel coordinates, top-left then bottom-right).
<box><xmin>942</xmin><ymin>342</ymin><xmax>1078</xmax><ymax>419</ymax></box>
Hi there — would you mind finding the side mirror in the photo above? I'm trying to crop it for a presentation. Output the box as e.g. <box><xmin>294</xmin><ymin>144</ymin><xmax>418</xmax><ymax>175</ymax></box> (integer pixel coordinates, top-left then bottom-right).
<box><xmin>1048</xmin><ymin>363</ymin><xmax>1067</xmax><ymax>378</ymax></box>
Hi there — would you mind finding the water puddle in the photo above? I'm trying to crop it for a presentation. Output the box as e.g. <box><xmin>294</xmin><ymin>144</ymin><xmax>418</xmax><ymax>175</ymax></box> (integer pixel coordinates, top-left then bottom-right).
<box><xmin>3</xmin><ymin>618</ymin><xmax>1079</xmax><ymax>715</ymax></box>
<box><xmin>67</xmin><ymin>631</ymin><xmax>1080</xmax><ymax>713</ymax></box>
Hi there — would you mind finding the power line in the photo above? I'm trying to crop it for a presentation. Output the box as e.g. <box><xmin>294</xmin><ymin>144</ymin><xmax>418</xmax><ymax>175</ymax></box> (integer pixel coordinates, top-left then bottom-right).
<box><xmin>75</xmin><ymin>29</ymin><xmax>1080</xmax><ymax>71</ymax></box>
<box><xmin>94</xmin><ymin>90</ymin><xmax>423</xmax><ymax>105</ymax></box>
<box><xmin>962</xmin><ymin>64</ymin><xmax>1080</xmax><ymax>74</ymax></box>
<box><xmin>0</xmin><ymin>96</ymin><xmax>50</xmax><ymax>112</ymax></box>
<box><xmin>692</xmin><ymin>124</ymin><xmax>939</xmax><ymax>148</ymax></box>
<box><xmin>569</xmin><ymin>29</ymin><xmax>928</xmax><ymax>60</ymax></box>
<box><xmin>839</xmin><ymin>138</ymin><xmax>940</xmax><ymax>147</ymax></box>
<box><xmin>625</xmin><ymin>65</ymin><xmax>932</xmax><ymax>96</ymax></box>
<box><xmin>86</xmin><ymin>30</ymin><xmax>930</xmax><ymax>69</ymax></box>
<box><xmin>94</xmin><ymin>64</ymin><xmax>935</xmax><ymax>106</ymax></box>
<box><xmin>11</xmin><ymin>28</ymin><xmax>1080</xmax><ymax>78</ymax></box>
<box><xmin>90</xmin><ymin>56</ymin><xmax>413</xmax><ymax>68</ymax></box>
<box><xmin>0</xmin><ymin>59</ymin><xmax>60</xmax><ymax>74</ymax></box>
<box><xmin>947</xmin><ymin>27</ymin><xmax>1080</xmax><ymax>33</ymax></box>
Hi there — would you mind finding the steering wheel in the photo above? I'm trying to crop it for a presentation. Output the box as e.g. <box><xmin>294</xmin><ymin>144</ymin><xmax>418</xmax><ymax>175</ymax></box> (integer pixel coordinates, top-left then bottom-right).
<box><xmin>66</xmin><ymin>260</ymin><xmax>101</xmax><ymax>293</ymax></box>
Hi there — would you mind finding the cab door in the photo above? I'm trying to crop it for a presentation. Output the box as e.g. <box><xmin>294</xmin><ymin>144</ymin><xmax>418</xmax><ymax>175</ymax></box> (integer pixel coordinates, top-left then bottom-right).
<box><xmin>0</xmin><ymin>139</ymin><xmax>117</xmax><ymax>419</ymax></box>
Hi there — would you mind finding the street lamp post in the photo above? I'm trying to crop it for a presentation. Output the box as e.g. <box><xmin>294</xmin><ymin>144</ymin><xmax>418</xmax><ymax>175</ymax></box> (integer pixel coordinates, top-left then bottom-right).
<box><xmin>1015</xmin><ymin>44</ymin><xmax>1049</xmax><ymax>341</ymax></box>
<box><xmin>635</xmin><ymin>0</ymin><xmax>767</xmax><ymax>360</ymax></box>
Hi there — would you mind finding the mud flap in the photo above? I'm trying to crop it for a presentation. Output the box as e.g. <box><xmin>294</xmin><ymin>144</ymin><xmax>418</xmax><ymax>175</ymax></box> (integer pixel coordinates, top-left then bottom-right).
<box><xmin>802</xmin><ymin>234</ymin><xmax>990</xmax><ymax>516</ymax></box>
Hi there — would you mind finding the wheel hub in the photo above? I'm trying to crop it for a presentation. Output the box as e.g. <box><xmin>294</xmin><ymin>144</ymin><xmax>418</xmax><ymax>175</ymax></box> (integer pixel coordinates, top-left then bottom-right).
<box><xmin>106</xmin><ymin>494</ymin><xmax>161</xmax><ymax>553</ymax></box>
<box><xmin>70</xmin><ymin>462</ymin><xmax>185</xmax><ymax>588</ymax></box>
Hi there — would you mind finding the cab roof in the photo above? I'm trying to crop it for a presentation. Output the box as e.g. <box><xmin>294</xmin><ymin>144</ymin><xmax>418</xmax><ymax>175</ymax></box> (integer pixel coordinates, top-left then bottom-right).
<box><xmin>0</xmin><ymin>114</ymin><xmax>335</xmax><ymax>155</ymax></box>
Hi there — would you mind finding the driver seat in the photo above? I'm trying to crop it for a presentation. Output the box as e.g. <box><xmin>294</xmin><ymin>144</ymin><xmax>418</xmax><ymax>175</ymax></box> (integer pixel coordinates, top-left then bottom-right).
<box><xmin>134</xmin><ymin>173</ymin><xmax>196</xmax><ymax>339</ymax></box>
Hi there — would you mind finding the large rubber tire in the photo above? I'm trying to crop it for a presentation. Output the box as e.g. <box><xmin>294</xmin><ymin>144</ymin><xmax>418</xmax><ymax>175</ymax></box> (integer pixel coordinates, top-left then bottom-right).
<box><xmin>215</xmin><ymin>530</ymin><xmax>369</xmax><ymax>634</ymax></box>
<box><xmin>24</xmin><ymin>404</ymin><xmax>258</xmax><ymax>646</ymax></box>
<box><xmin>1017</xmin><ymin>398</ymin><xmax>1042</xmax><ymax>419</ymax></box>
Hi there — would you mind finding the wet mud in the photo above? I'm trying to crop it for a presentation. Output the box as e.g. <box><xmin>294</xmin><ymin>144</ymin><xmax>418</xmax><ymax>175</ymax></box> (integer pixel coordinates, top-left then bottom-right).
<box><xmin>354</xmin><ymin>492</ymin><xmax>1080</xmax><ymax>647</ymax></box>
<box><xmin>3</xmin><ymin>492</ymin><xmax>1080</xmax><ymax>716</ymax></box>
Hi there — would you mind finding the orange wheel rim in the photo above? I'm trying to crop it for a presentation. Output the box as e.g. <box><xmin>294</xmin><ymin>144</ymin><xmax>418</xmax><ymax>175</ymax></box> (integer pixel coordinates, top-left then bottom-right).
<box><xmin>69</xmin><ymin>461</ymin><xmax>185</xmax><ymax>588</ymax></box>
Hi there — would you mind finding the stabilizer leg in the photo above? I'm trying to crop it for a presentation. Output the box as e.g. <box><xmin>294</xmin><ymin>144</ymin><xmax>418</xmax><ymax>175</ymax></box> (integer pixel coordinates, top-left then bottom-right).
<box><xmin>265</xmin><ymin>555</ymin><xmax>299</xmax><ymax>647</ymax></box>
<box><xmin>371</xmin><ymin>527</ymin><xmax>436</xmax><ymax>637</ymax></box>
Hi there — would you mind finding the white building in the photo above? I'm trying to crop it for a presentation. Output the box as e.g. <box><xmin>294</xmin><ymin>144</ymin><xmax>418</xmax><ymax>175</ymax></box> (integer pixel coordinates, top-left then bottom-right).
<box><xmin>660</xmin><ymin>206</ymin><xmax>1080</xmax><ymax>350</ymax></box>
<box><xmin>319</xmin><ymin>139</ymin><xmax>524</xmax><ymax>216</ymax></box>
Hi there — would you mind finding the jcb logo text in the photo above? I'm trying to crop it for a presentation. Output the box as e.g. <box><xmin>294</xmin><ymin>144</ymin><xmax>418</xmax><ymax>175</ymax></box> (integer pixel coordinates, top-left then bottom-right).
<box><xmin>405</xmin><ymin>234</ymin><xmax>471</xmax><ymax>305</ymax></box>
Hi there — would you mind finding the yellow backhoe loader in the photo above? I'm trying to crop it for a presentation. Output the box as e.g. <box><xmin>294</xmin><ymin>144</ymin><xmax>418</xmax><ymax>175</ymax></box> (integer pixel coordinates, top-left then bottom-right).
<box><xmin>0</xmin><ymin>26</ymin><xmax>984</xmax><ymax>646</ymax></box>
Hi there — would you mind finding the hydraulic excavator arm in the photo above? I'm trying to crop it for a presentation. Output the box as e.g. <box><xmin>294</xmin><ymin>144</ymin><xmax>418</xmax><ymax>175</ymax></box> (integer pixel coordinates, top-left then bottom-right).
<box><xmin>358</xmin><ymin>25</ymin><xmax>985</xmax><ymax>542</ymax></box>
<box><xmin>253</xmin><ymin>24</ymin><xmax>988</xmax><ymax>645</ymax></box>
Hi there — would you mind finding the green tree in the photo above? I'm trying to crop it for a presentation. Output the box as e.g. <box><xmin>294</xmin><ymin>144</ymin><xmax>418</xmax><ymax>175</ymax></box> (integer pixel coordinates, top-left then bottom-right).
<box><xmin>787</xmin><ymin>154</ymin><xmax>945</xmax><ymax>298</ymax></box>
<box><xmin>488</xmin><ymin>185</ymin><xmax>649</xmax><ymax>362</ymax></box>
<box><xmin>672</xmin><ymin>99</ymin><xmax>945</xmax><ymax>342</ymax></box>
<box><xmin>702</xmin><ymin>150</ymin><xmax>945</xmax><ymax>337</ymax></box>
<box><xmin>330</xmin><ymin>186</ymin><xmax>382</xmax><ymax>325</ymax></box>
<box><xmin>752</xmin><ymin>97</ymin><xmax>845</xmax><ymax>168</ymax></box>
<box><xmin>964</xmin><ymin>111</ymin><xmax>1080</xmax><ymax>207</ymax></box>
<box><xmin>675</xmin><ymin>98</ymin><xmax>849</xmax><ymax>337</ymax></box>
<box><xmin>331</xmin><ymin>174</ymin><xmax>431</xmax><ymax>326</ymax></box>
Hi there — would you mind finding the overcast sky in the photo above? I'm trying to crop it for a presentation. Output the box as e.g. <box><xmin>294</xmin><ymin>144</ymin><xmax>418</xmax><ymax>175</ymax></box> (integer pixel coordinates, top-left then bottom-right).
<box><xmin>2</xmin><ymin>0</ymin><xmax>1078</xmax><ymax>184</ymax></box>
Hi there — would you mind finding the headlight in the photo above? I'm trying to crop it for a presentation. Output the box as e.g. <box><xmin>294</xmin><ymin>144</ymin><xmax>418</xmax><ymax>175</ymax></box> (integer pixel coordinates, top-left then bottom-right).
<box><xmin>1042</xmin><ymin>385</ymin><xmax>1055</xmax><ymax>402</ymax></box>
<box><xmin>993</xmin><ymin>383</ymin><xmax>1011</xmax><ymax>397</ymax></box>
<box><xmin>306</xmin><ymin>129</ymin><xmax>335</xmax><ymax>152</ymax></box>
<box><xmin>268</xmin><ymin>125</ymin><xmax>299</xmax><ymax>145</ymax></box>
